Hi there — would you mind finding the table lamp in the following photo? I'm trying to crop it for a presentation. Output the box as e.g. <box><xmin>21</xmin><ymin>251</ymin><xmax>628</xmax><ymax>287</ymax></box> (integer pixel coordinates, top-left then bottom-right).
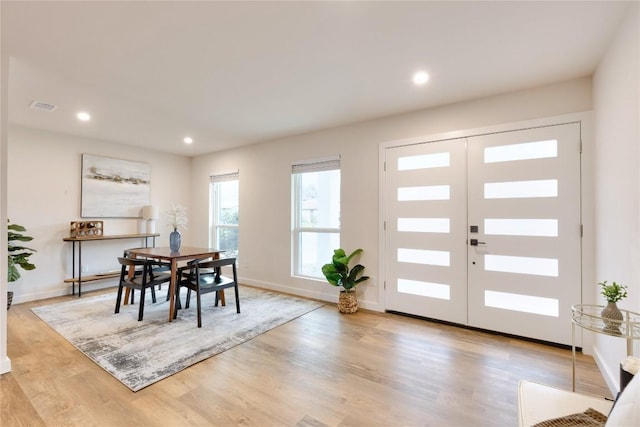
<box><xmin>142</xmin><ymin>205</ymin><xmax>159</xmax><ymax>233</ymax></box>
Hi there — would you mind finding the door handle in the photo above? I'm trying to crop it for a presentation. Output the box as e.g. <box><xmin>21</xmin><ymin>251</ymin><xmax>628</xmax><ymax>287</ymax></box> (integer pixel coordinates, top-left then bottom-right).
<box><xmin>469</xmin><ymin>239</ymin><xmax>486</xmax><ymax>246</ymax></box>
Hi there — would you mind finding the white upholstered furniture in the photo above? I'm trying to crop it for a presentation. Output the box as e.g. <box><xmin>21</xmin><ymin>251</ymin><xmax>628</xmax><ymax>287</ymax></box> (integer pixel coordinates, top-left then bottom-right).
<box><xmin>518</xmin><ymin>371</ymin><xmax>640</xmax><ymax>426</ymax></box>
<box><xmin>518</xmin><ymin>380</ymin><xmax>612</xmax><ymax>426</ymax></box>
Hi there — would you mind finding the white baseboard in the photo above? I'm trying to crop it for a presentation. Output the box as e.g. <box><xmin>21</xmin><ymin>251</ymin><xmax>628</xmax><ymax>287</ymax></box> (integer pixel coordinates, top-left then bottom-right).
<box><xmin>11</xmin><ymin>279</ymin><xmax>118</xmax><ymax>305</ymax></box>
<box><xmin>0</xmin><ymin>355</ymin><xmax>11</xmax><ymax>374</ymax></box>
<box><xmin>593</xmin><ymin>344</ymin><xmax>619</xmax><ymax>396</ymax></box>
<box><xmin>238</xmin><ymin>276</ymin><xmax>384</xmax><ymax>312</ymax></box>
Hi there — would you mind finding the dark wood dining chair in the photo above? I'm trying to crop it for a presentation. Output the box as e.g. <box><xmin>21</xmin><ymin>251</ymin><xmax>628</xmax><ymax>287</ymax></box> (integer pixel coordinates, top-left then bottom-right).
<box><xmin>115</xmin><ymin>257</ymin><xmax>171</xmax><ymax>321</ymax></box>
<box><xmin>175</xmin><ymin>257</ymin><xmax>240</xmax><ymax>327</ymax></box>
<box><xmin>123</xmin><ymin>248</ymin><xmax>171</xmax><ymax>303</ymax></box>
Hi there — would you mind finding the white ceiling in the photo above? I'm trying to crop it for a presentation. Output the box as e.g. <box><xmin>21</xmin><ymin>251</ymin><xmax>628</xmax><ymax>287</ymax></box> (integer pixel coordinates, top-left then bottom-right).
<box><xmin>1</xmin><ymin>1</ymin><xmax>632</xmax><ymax>156</ymax></box>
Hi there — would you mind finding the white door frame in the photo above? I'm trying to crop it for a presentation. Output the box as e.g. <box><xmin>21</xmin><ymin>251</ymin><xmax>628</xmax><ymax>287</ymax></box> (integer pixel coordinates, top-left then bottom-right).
<box><xmin>378</xmin><ymin>111</ymin><xmax>595</xmax><ymax>348</ymax></box>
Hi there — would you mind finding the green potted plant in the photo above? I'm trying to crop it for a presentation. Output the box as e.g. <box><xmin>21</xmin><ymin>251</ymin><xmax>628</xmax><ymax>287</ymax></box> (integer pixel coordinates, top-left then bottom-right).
<box><xmin>599</xmin><ymin>280</ymin><xmax>627</xmax><ymax>332</ymax></box>
<box><xmin>7</xmin><ymin>220</ymin><xmax>37</xmax><ymax>309</ymax></box>
<box><xmin>321</xmin><ymin>248</ymin><xmax>369</xmax><ymax>314</ymax></box>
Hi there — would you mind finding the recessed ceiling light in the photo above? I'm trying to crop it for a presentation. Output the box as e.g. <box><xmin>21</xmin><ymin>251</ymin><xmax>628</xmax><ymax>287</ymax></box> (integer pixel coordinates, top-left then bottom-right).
<box><xmin>413</xmin><ymin>71</ymin><xmax>429</xmax><ymax>86</ymax></box>
<box><xmin>184</xmin><ymin>137</ymin><xmax>193</xmax><ymax>144</ymax></box>
<box><xmin>77</xmin><ymin>112</ymin><xmax>91</xmax><ymax>121</ymax></box>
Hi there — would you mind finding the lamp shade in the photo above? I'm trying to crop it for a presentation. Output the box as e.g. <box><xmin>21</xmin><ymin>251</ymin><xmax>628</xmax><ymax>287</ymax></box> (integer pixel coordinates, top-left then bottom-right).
<box><xmin>142</xmin><ymin>205</ymin><xmax>159</xmax><ymax>220</ymax></box>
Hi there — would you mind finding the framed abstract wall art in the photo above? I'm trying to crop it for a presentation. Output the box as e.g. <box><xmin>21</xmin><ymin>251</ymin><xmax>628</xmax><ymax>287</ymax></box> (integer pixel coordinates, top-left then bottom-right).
<box><xmin>81</xmin><ymin>154</ymin><xmax>150</xmax><ymax>218</ymax></box>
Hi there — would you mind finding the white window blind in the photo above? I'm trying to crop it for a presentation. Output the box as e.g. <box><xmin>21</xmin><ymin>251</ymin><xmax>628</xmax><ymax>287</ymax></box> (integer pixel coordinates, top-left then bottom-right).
<box><xmin>210</xmin><ymin>171</ymin><xmax>239</xmax><ymax>183</ymax></box>
<box><xmin>291</xmin><ymin>157</ymin><xmax>340</xmax><ymax>174</ymax></box>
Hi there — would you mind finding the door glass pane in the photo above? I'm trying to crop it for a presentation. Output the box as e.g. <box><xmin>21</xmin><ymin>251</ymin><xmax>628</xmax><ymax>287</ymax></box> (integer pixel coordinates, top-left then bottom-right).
<box><xmin>398</xmin><ymin>248</ymin><xmax>450</xmax><ymax>266</ymax></box>
<box><xmin>485</xmin><ymin>254</ymin><xmax>558</xmax><ymax>277</ymax></box>
<box><xmin>484</xmin><ymin>219</ymin><xmax>558</xmax><ymax>237</ymax></box>
<box><xmin>398</xmin><ymin>152</ymin><xmax>450</xmax><ymax>171</ymax></box>
<box><xmin>484</xmin><ymin>179</ymin><xmax>557</xmax><ymax>199</ymax></box>
<box><xmin>485</xmin><ymin>290</ymin><xmax>559</xmax><ymax>317</ymax></box>
<box><xmin>398</xmin><ymin>278</ymin><xmax>450</xmax><ymax>300</ymax></box>
<box><xmin>397</xmin><ymin>218</ymin><xmax>450</xmax><ymax>233</ymax></box>
<box><xmin>398</xmin><ymin>185</ymin><xmax>450</xmax><ymax>201</ymax></box>
<box><xmin>484</xmin><ymin>140</ymin><xmax>557</xmax><ymax>163</ymax></box>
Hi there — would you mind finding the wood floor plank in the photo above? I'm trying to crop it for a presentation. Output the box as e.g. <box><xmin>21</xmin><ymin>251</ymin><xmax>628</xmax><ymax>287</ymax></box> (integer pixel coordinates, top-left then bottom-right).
<box><xmin>2</xmin><ymin>287</ymin><xmax>611</xmax><ymax>426</ymax></box>
<box><xmin>0</xmin><ymin>373</ymin><xmax>46</xmax><ymax>427</ymax></box>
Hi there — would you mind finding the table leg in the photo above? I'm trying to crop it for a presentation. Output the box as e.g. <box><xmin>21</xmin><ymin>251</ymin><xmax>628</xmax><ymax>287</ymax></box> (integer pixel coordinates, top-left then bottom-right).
<box><xmin>78</xmin><ymin>241</ymin><xmax>83</xmax><ymax>297</ymax></box>
<box><xmin>169</xmin><ymin>259</ymin><xmax>177</xmax><ymax>322</ymax></box>
<box><xmin>572</xmin><ymin>322</ymin><xmax>576</xmax><ymax>392</ymax></box>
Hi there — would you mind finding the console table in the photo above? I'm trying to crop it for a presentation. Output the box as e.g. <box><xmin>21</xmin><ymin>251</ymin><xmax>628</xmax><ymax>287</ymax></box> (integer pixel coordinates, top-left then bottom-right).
<box><xmin>63</xmin><ymin>233</ymin><xmax>159</xmax><ymax>297</ymax></box>
<box><xmin>571</xmin><ymin>304</ymin><xmax>640</xmax><ymax>391</ymax></box>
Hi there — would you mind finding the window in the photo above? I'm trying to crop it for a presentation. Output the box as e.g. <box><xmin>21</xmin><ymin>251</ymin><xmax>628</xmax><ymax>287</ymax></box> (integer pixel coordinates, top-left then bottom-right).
<box><xmin>209</xmin><ymin>172</ymin><xmax>239</xmax><ymax>257</ymax></box>
<box><xmin>292</xmin><ymin>157</ymin><xmax>340</xmax><ymax>279</ymax></box>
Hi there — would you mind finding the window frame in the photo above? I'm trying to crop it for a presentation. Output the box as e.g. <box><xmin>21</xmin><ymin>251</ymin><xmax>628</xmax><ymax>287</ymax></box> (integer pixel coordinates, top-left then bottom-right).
<box><xmin>291</xmin><ymin>157</ymin><xmax>340</xmax><ymax>280</ymax></box>
<box><xmin>209</xmin><ymin>172</ymin><xmax>239</xmax><ymax>257</ymax></box>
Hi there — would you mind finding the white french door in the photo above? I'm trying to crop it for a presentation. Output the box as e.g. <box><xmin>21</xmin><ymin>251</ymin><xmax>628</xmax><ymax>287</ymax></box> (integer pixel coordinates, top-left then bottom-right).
<box><xmin>385</xmin><ymin>138</ymin><xmax>468</xmax><ymax>324</ymax></box>
<box><xmin>466</xmin><ymin>124</ymin><xmax>581</xmax><ymax>344</ymax></box>
<box><xmin>384</xmin><ymin>123</ymin><xmax>582</xmax><ymax>345</ymax></box>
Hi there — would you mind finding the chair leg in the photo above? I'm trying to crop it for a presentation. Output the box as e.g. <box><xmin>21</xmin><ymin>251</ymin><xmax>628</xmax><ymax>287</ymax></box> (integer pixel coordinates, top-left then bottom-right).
<box><xmin>151</xmin><ymin>285</ymin><xmax>157</xmax><ymax>304</ymax></box>
<box><xmin>196</xmin><ymin>286</ymin><xmax>202</xmax><ymax>328</ymax></box>
<box><xmin>186</xmin><ymin>288</ymin><xmax>192</xmax><ymax>309</ymax></box>
<box><xmin>173</xmin><ymin>284</ymin><xmax>182</xmax><ymax>319</ymax></box>
<box><xmin>138</xmin><ymin>288</ymin><xmax>145</xmax><ymax>321</ymax></box>
<box><xmin>115</xmin><ymin>284</ymin><xmax>124</xmax><ymax>314</ymax></box>
<box><xmin>234</xmin><ymin>284</ymin><xmax>240</xmax><ymax>314</ymax></box>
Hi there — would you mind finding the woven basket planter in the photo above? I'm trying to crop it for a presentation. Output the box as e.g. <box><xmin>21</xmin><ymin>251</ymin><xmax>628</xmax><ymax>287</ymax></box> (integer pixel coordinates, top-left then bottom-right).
<box><xmin>338</xmin><ymin>290</ymin><xmax>358</xmax><ymax>314</ymax></box>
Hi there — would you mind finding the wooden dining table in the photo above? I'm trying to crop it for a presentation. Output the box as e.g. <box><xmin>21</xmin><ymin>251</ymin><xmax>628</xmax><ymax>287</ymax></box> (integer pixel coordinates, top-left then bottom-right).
<box><xmin>125</xmin><ymin>246</ymin><xmax>224</xmax><ymax>322</ymax></box>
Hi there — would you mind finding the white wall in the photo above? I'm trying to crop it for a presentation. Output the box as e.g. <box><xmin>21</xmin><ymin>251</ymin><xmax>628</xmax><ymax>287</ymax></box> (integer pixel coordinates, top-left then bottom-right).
<box><xmin>1</xmin><ymin>20</ymin><xmax>11</xmax><ymax>374</ymax></box>
<box><xmin>7</xmin><ymin>125</ymin><xmax>192</xmax><ymax>303</ymax></box>
<box><xmin>592</xmin><ymin>2</ymin><xmax>640</xmax><ymax>393</ymax></box>
<box><xmin>191</xmin><ymin>77</ymin><xmax>593</xmax><ymax>310</ymax></box>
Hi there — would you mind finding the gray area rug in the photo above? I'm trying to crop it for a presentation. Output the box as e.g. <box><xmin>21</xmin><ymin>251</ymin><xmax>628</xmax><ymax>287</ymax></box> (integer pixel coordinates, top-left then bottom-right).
<box><xmin>32</xmin><ymin>286</ymin><xmax>323</xmax><ymax>391</ymax></box>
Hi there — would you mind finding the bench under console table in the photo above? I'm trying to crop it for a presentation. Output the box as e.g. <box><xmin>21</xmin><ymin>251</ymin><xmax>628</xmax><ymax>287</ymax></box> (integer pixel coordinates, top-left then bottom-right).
<box><xmin>63</xmin><ymin>233</ymin><xmax>159</xmax><ymax>297</ymax></box>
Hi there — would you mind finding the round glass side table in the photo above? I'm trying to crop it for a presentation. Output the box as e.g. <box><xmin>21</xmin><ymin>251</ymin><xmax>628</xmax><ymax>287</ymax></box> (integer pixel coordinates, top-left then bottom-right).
<box><xmin>571</xmin><ymin>304</ymin><xmax>640</xmax><ymax>391</ymax></box>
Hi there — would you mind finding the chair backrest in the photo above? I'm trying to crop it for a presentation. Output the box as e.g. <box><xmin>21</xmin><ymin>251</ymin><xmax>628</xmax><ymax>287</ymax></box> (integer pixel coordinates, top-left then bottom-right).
<box><xmin>123</xmin><ymin>248</ymin><xmax>144</xmax><ymax>258</ymax></box>
<box><xmin>118</xmin><ymin>256</ymin><xmax>147</xmax><ymax>267</ymax></box>
<box><xmin>117</xmin><ymin>256</ymin><xmax>152</xmax><ymax>283</ymax></box>
<box><xmin>194</xmin><ymin>257</ymin><xmax>237</xmax><ymax>270</ymax></box>
<box><xmin>118</xmin><ymin>257</ymin><xmax>147</xmax><ymax>266</ymax></box>
<box><xmin>187</xmin><ymin>257</ymin><xmax>237</xmax><ymax>282</ymax></box>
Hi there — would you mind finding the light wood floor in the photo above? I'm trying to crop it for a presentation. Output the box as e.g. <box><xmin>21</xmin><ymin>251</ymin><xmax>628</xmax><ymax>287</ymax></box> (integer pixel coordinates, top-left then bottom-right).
<box><xmin>2</xmin><ymin>287</ymin><xmax>611</xmax><ymax>427</ymax></box>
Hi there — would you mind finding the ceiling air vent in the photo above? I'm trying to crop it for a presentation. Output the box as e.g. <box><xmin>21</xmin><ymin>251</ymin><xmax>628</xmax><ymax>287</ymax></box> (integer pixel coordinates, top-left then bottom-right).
<box><xmin>29</xmin><ymin>101</ymin><xmax>58</xmax><ymax>112</ymax></box>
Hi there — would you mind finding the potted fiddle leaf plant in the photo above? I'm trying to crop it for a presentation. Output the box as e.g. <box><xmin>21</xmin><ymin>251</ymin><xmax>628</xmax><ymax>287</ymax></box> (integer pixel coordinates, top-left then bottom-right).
<box><xmin>7</xmin><ymin>220</ymin><xmax>37</xmax><ymax>309</ymax></box>
<box><xmin>599</xmin><ymin>280</ymin><xmax>627</xmax><ymax>333</ymax></box>
<box><xmin>321</xmin><ymin>248</ymin><xmax>369</xmax><ymax>314</ymax></box>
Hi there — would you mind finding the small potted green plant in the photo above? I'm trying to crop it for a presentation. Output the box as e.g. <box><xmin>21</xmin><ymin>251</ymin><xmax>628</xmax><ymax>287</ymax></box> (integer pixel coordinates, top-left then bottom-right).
<box><xmin>7</xmin><ymin>220</ymin><xmax>37</xmax><ymax>309</ymax></box>
<box><xmin>599</xmin><ymin>280</ymin><xmax>627</xmax><ymax>332</ymax></box>
<box><xmin>321</xmin><ymin>248</ymin><xmax>369</xmax><ymax>314</ymax></box>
